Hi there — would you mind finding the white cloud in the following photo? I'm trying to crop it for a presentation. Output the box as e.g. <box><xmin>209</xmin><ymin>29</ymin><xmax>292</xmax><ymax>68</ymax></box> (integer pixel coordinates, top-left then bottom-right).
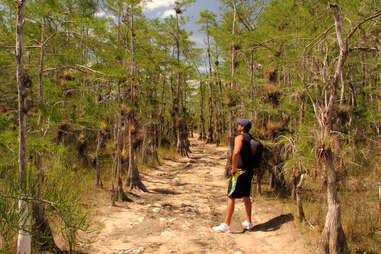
<box><xmin>160</xmin><ymin>9</ymin><xmax>176</xmax><ymax>18</ymax></box>
<box><xmin>142</xmin><ymin>0</ymin><xmax>176</xmax><ymax>11</ymax></box>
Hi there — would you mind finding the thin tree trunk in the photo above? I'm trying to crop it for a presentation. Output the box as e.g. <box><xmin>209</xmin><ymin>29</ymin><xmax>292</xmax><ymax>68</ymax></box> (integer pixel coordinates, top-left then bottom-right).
<box><xmin>256</xmin><ymin>168</ymin><xmax>264</xmax><ymax>195</ymax></box>
<box><xmin>38</xmin><ymin>18</ymin><xmax>45</xmax><ymax>126</ymax></box>
<box><xmin>291</xmin><ymin>175</ymin><xmax>297</xmax><ymax>200</ymax></box>
<box><xmin>249</xmin><ymin>50</ymin><xmax>255</xmax><ymax>119</ymax></box>
<box><xmin>111</xmin><ymin>112</ymin><xmax>118</xmax><ymax>205</ymax></box>
<box><xmin>16</xmin><ymin>1</ymin><xmax>31</xmax><ymax>253</ymax></box>
<box><xmin>215</xmin><ymin>66</ymin><xmax>223</xmax><ymax>146</ymax></box>
<box><xmin>296</xmin><ymin>173</ymin><xmax>306</xmax><ymax>222</ymax></box>
<box><xmin>151</xmin><ymin>86</ymin><xmax>160</xmax><ymax>163</ymax></box>
<box><xmin>206</xmin><ymin>23</ymin><xmax>214</xmax><ymax>143</ymax></box>
<box><xmin>225</xmin><ymin>0</ymin><xmax>237</xmax><ymax>177</ymax></box>
<box><xmin>199</xmin><ymin>81</ymin><xmax>206</xmax><ymax>140</ymax></box>
<box><xmin>206</xmin><ymin>87</ymin><xmax>214</xmax><ymax>143</ymax></box>
<box><xmin>142</xmin><ymin>85</ymin><xmax>160</xmax><ymax>165</ymax></box>
<box><xmin>159</xmin><ymin>77</ymin><xmax>166</xmax><ymax>144</ymax></box>
<box><xmin>32</xmin><ymin>16</ymin><xmax>60</xmax><ymax>252</ymax></box>
<box><xmin>339</xmin><ymin>72</ymin><xmax>345</xmax><ymax>104</ymax></box>
<box><xmin>95</xmin><ymin>129</ymin><xmax>103</xmax><ymax>188</ymax></box>
<box><xmin>348</xmin><ymin>78</ymin><xmax>356</xmax><ymax>107</ymax></box>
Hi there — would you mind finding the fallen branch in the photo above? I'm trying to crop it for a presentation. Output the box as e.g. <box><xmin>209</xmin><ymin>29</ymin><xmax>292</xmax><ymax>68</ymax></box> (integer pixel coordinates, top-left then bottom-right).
<box><xmin>0</xmin><ymin>194</ymin><xmax>64</xmax><ymax>218</ymax></box>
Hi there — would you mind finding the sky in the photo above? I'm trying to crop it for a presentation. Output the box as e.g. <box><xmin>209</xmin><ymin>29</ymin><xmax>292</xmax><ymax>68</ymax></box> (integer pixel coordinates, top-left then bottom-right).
<box><xmin>142</xmin><ymin>0</ymin><xmax>223</xmax><ymax>49</ymax></box>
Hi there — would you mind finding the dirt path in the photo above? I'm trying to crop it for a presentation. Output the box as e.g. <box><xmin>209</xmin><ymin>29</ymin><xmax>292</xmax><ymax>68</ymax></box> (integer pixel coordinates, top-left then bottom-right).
<box><xmin>82</xmin><ymin>136</ymin><xmax>312</xmax><ymax>254</ymax></box>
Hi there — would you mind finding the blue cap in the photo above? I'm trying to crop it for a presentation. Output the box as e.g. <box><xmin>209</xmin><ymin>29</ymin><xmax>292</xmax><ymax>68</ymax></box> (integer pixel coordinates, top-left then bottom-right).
<box><xmin>237</xmin><ymin>118</ymin><xmax>252</xmax><ymax>132</ymax></box>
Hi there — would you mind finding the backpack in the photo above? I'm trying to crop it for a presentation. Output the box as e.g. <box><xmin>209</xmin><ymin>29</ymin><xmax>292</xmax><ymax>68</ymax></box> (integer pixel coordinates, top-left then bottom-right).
<box><xmin>249</xmin><ymin>136</ymin><xmax>264</xmax><ymax>169</ymax></box>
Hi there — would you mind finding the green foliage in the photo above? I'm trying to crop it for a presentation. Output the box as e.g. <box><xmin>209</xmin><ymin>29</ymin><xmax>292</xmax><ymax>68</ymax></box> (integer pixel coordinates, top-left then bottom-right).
<box><xmin>0</xmin><ymin>0</ymin><xmax>379</xmax><ymax>252</ymax></box>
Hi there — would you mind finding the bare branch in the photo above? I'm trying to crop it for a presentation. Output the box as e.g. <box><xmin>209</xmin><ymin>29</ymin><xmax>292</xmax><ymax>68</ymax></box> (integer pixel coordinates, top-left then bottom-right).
<box><xmin>236</xmin><ymin>10</ymin><xmax>254</xmax><ymax>31</ymax></box>
<box><xmin>42</xmin><ymin>65</ymin><xmax>106</xmax><ymax>76</ymax></box>
<box><xmin>0</xmin><ymin>194</ymin><xmax>64</xmax><ymax>218</ymax></box>
<box><xmin>330</xmin><ymin>4</ymin><xmax>346</xmax><ymax>51</ymax></box>
<box><xmin>75</xmin><ymin>64</ymin><xmax>105</xmax><ymax>76</ymax></box>
<box><xmin>42</xmin><ymin>32</ymin><xmax>57</xmax><ymax>45</ymax></box>
<box><xmin>298</xmin><ymin>72</ymin><xmax>322</xmax><ymax>127</ymax></box>
<box><xmin>303</xmin><ymin>25</ymin><xmax>335</xmax><ymax>55</ymax></box>
<box><xmin>349</xmin><ymin>47</ymin><xmax>378</xmax><ymax>52</ymax></box>
<box><xmin>346</xmin><ymin>11</ymin><xmax>381</xmax><ymax>43</ymax></box>
<box><xmin>0</xmin><ymin>45</ymin><xmax>41</xmax><ymax>49</ymax></box>
<box><xmin>328</xmin><ymin>4</ymin><xmax>347</xmax><ymax>112</ymax></box>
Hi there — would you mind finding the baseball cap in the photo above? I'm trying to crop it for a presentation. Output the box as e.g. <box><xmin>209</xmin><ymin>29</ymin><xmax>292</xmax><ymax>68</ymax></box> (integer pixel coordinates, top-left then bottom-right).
<box><xmin>237</xmin><ymin>118</ymin><xmax>251</xmax><ymax>132</ymax></box>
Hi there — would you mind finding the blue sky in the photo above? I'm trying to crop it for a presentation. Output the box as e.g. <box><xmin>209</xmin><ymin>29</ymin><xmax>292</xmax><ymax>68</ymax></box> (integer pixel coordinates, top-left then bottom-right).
<box><xmin>143</xmin><ymin>0</ymin><xmax>223</xmax><ymax>48</ymax></box>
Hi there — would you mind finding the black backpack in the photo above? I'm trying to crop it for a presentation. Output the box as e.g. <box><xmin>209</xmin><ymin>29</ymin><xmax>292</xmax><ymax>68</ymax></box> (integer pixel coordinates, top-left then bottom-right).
<box><xmin>249</xmin><ymin>136</ymin><xmax>263</xmax><ymax>169</ymax></box>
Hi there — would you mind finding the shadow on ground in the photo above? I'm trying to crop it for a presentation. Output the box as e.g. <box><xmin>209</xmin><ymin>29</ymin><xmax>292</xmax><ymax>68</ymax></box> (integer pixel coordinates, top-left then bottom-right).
<box><xmin>253</xmin><ymin>213</ymin><xmax>294</xmax><ymax>232</ymax></box>
<box><xmin>231</xmin><ymin>213</ymin><xmax>294</xmax><ymax>234</ymax></box>
<box><xmin>151</xmin><ymin>188</ymin><xmax>179</xmax><ymax>195</ymax></box>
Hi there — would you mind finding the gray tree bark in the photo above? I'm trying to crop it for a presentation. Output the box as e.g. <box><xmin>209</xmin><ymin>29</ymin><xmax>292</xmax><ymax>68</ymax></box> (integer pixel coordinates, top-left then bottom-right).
<box><xmin>33</xmin><ymin>16</ymin><xmax>60</xmax><ymax>252</ymax></box>
<box><xmin>225</xmin><ymin>0</ymin><xmax>238</xmax><ymax>177</ymax></box>
<box><xmin>199</xmin><ymin>81</ymin><xmax>206</xmax><ymax>140</ymax></box>
<box><xmin>16</xmin><ymin>1</ymin><xmax>31</xmax><ymax>253</ymax></box>
<box><xmin>126</xmin><ymin>5</ymin><xmax>147</xmax><ymax>191</ymax></box>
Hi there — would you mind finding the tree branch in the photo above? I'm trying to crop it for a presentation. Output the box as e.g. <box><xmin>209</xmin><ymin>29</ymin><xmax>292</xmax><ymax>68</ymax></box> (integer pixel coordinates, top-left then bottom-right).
<box><xmin>0</xmin><ymin>45</ymin><xmax>41</xmax><ymax>49</ymax></box>
<box><xmin>0</xmin><ymin>194</ymin><xmax>64</xmax><ymax>218</ymax></box>
<box><xmin>349</xmin><ymin>47</ymin><xmax>378</xmax><ymax>52</ymax></box>
<box><xmin>42</xmin><ymin>65</ymin><xmax>106</xmax><ymax>76</ymax></box>
<box><xmin>303</xmin><ymin>25</ymin><xmax>335</xmax><ymax>55</ymax></box>
<box><xmin>346</xmin><ymin>11</ymin><xmax>381</xmax><ymax>43</ymax></box>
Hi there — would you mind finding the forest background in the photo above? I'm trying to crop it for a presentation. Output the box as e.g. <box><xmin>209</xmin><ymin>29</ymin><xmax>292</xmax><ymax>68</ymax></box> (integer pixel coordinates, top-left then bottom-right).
<box><xmin>0</xmin><ymin>0</ymin><xmax>380</xmax><ymax>253</ymax></box>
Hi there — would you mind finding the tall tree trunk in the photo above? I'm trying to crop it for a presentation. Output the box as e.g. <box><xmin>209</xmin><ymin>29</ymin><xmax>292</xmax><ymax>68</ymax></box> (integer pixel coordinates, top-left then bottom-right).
<box><xmin>16</xmin><ymin>1</ymin><xmax>31</xmax><ymax>253</ymax></box>
<box><xmin>37</xmin><ymin>17</ymin><xmax>45</xmax><ymax>126</ymax></box>
<box><xmin>32</xmin><ymin>16</ymin><xmax>60</xmax><ymax>252</ymax></box>
<box><xmin>112</xmin><ymin>82</ymin><xmax>130</xmax><ymax>203</ymax></box>
<box><xmin>206</xmin><ymin>86</ymin><xmax>214</xmax><ymax>143</ymax></box>
<box><xmin>151</xmin><ymin>86</ymin><xmax>160</xmax><ymax>163</ymax></box>
<box><xmin>159</xmin><ymin>76</ymin><xmax>166</xmax><ymax>144</ymax></box>
<box><xmin>142</xmin><ymin>86</ymin><xmax>160</xmax><ymax>165</ymax></box>
<box><xmin>205</xmin><ymin>23</ymin><xmax>214</xmax><ymax>143</ymax></box>
<box><xmin>199</xmin><ymin>81</ymin><xmax>206</xmax><ymax>140</ymax></box>
<box><xmin>225</xmin><ymin>0</ymin><xmax>237</xmax><ymax>177</ymax></box>
<box><xmin>215</xmin><ymin>62</ymin><xmax>223</xmax><ymax>146</ymax></box>
<box><xmin>174</xmin><ymin>10</ymin><xmax>189</xmax><ymax>157</ymax></box>
<box><xmin>126</xmin><ymin>5</ymin><xmax>147</xmax><ymax>191</ymax></box>
<box><xmin>95</xmin><ymin>129</ymin><xmax>103</xmax><ymax>188</ymax></box>
<box><xmin>249</xmin><ymin>50</ymin><xmax>255</xmax><ymax>120</ymax></box>
<box><xmin>316</xmin><ymin>5</ymin><xmax>351</xmax><ymax>253</ymax></box>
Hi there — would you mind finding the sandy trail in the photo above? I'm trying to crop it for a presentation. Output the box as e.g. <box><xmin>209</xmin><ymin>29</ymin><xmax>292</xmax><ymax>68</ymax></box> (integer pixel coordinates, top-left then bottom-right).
<box><xmin>82</xmin><ymin>136</ymin><xmax>312</xmax><ymax>254</ymax></box>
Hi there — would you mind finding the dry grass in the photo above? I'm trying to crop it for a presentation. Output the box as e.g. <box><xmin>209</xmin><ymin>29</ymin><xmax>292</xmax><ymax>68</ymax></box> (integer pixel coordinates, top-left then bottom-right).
<box><xmin>285</xmin><ymin>172</ymin><xmax>381</xmax><ymax>253</ymax></box>
<box><xmin>254</xmin><ymin>157</ymin><xmax>381</xmax><ymax>253</ymax></box>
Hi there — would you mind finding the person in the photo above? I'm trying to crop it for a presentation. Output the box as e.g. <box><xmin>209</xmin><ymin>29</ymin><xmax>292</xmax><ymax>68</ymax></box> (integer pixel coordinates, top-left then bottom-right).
<box><xmin>212</xmin><ymin>118</ymin><xmax>255</xmax><ymax>233</ymax></box>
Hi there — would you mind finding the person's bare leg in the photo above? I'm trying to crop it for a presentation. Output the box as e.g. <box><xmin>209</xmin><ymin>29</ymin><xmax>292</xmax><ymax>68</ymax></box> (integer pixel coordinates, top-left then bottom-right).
<box><xmin>224</xmin><ymin>197</ymin><xmax>235</xmax><ymax>225</ymax></box>
<box><xmin>243</xmin><ymin>197</ymin><xmax>252</xmax><ymax>223</ymax></box>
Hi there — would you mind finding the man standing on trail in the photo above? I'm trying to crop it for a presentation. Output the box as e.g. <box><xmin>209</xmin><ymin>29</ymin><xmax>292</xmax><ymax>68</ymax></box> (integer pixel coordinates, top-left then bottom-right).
<box><xmin>212</xmin><ymin>118</ymin><xmax>255</xmax><ymax>233</ymax></box>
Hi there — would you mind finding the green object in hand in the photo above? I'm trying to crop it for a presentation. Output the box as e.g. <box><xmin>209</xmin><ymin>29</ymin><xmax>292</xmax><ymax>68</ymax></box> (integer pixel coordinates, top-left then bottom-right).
<box><xmin>228</xmin><ymin>170</ymin><xmax>245</xmax><ymax>196</ymax></box>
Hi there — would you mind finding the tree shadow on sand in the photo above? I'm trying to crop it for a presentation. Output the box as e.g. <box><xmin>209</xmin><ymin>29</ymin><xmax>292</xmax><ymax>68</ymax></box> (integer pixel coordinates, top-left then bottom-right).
<box><xmin>231</xmin><ymin>213</ymin><xmax>294</xmax><ymax>234</ymax></box>
<box><xmin>151</xmin><ymin>188</ymin><xmax>179</xmax><ymax>195</ymax></box>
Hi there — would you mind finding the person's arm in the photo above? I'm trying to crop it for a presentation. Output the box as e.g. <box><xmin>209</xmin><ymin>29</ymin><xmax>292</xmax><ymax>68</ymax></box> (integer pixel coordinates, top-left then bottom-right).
<box><xmin>231</xmin><ymin>135</ymin><xmax>243</xmax><ymax>175</ymax></box>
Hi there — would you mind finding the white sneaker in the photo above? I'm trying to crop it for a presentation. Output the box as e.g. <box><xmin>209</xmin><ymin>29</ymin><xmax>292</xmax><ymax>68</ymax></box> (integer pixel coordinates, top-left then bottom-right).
<box><xmin>242</xmin><ymin>220</ymin><xmax>254</xmax><ymax>230</ymax></box>
<box><xmin>212</xmin><ymin>223</ymin><xmax>230</xmax><ymax>233</ymax></box>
